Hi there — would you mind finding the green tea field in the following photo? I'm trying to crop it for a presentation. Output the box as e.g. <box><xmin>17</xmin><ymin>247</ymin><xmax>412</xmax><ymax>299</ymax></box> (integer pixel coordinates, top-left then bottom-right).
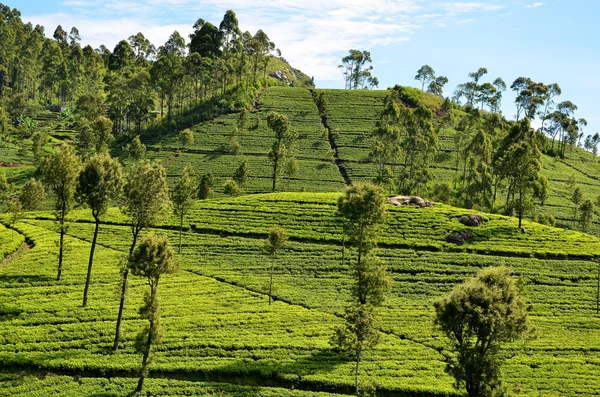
<box><xmin>2</xmin><ymin>193</ymin><xmax>600</xmax><ymax>396</ymax></box>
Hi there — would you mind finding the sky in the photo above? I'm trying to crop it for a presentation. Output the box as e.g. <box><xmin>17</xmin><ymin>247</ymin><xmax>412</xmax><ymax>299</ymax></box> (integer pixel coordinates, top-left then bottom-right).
<box><xmin>10</xmin><ymin>0</ymin><xmax>600</xmax><ymax>135</ymax></box>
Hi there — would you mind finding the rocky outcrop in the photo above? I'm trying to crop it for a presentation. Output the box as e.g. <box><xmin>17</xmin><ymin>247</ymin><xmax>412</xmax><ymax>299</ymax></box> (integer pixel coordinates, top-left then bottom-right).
<box><xmin>388</xmin><ymin>195</ymin><xmax>433</xmax><ymax>208</ymax></box>
<box><xmin>446</xmin><ymin>231</ymin><xmax>472</xmax><ymax>245</ymax></box>
<box><xmin>459</xmin><ymin>214</ymin><xmax>485</xmax><ymax>227</ymax></box>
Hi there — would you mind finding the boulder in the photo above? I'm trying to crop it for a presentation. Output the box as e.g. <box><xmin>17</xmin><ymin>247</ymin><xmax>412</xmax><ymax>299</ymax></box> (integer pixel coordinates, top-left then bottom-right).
<box><xmin>459</xmin><ymin>214</ymin><xmax>485</xmax><ymax>227</ymax></box>
<box><xmin>446</xmin><ymin>231</ymin><xmax>472</xmax><ymax>245</ymax></box>
<box><xmin>388</xmin><ymin>195</ymin><xmax>433</xmax><ymax>208</ymax></box>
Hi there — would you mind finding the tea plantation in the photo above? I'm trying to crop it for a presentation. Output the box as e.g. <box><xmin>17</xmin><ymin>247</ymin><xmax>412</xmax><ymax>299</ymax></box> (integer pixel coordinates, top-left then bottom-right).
<box><xmin>1</xmin><ymin>193</ymin><xmax>600</xmax><ymax>396</ymax></box>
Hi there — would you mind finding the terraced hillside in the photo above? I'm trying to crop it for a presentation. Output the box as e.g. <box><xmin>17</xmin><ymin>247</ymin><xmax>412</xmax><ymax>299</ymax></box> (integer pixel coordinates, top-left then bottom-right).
<box><xmin>319</xmin><ymin>88</ymin><xmax>600</xmax><ymax>228</ymax></box>
<box><xmin>2</xmin><ymin>193</ymin><xmax>600</xmax><ymax>396</ymax></box>
<box><xmin>140</xmin><ymin>87</ymin><xmax>346</xmax><ymax>193</ymax></box>
<box><xmin>4</xmin><ymin>86</ymin><xmax>600</xmax><ymax>229</ymax></box>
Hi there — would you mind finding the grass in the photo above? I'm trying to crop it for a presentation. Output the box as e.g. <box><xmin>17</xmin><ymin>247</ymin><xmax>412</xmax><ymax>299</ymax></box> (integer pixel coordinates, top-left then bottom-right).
<box><xmin>1</xmin><ymin>192</ymin><xmax>600</xmax><ymax>396</ymax></box>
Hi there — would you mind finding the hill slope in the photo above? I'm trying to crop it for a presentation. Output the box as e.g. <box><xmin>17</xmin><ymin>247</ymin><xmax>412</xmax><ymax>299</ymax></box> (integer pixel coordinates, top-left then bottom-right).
<box><xmin>2</xmin><ymin>193</ymin><xmax>600</xmax><ymax>396</ymax></box>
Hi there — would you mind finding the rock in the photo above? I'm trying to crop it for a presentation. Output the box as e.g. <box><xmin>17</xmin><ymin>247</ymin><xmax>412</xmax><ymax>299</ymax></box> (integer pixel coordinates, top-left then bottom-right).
<box><xmin>388</xmin><ymin>195</ymin><xmax>433</xmax><ymax>208</ymax></box>
<box><xmin>446</xmin><ymin>231</ymin><xmax>472</xmax><ymax>245</ymax></box>
<box><xmin>459</xmin><ymin>214</ymin><xmax>485</xmax><ymax>227</ymax></box>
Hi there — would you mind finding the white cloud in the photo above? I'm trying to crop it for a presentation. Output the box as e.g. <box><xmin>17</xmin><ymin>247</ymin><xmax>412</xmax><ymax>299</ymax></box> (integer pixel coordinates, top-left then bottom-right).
<box><xmin>526</xmin><ymin>2</ymin><xmax>545</xmax><ymax>8</ymax></box>
<box><xmin>457</xmin><ymin>18</ymin><xmax>474</xmax><ymax>24</ymax></box>
<box><xmin>25</xmin><ymin>0</ymin><xmax>512</xmax><ymax>81</ymax></box>
<box><xmin>432</xmin><ymin>2</ymin><xmax>505</xmax><ymax>13</ymax></box>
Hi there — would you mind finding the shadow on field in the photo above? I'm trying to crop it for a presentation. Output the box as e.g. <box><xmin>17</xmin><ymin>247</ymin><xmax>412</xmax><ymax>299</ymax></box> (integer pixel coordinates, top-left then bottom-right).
<box><xmin>215</xmin><ymin>347</ymin><xmax>348</xmax><ymax>386</ymax></box>
<box><xmin>0</xmin><ymin>274</ymin><xmax>55</xmax><ymax>284</ymax></box>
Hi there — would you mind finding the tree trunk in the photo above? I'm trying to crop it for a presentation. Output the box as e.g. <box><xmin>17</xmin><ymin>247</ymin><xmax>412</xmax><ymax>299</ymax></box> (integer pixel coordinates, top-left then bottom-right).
<box><xmin>57</xmin><ymin>205</ymin><xmax>67</xmax><ymax>281</ymax></box>
<box><xmin>82</xmin><ymin>217</ymin><xmax>100</xmax><ymax>307</ymax></box>
<box><xmin>113</xmin><ymin>230</ymin><xmax>139</xmax><ymax>351</ymax></box>
<box><xmin>178</xmin><ymin>212</ymin><xmax>184</xmax><ymax>254</ymax></box>
<box><xmin>136</xmin><ymin>286</ymin><xmax>157</xmax><ymax>393</ymax></box>
<box><xmin>272</xmin><ymin>158</ymin><xmax>278</xmax><ymax>193</ymax></box>
<box><xmin>596</xmin><ymin>262</ymin><xmax>600</xmax><ymax>314</ymax></box>
<box><xmin>268</xmin><ymin>257</ymin><xmax>274</xmax><ymax>305</ymax></box>
<box><xmin>341</xmin><ymin>225</ymin><xmax>346</xmax><ymax>267</ymax></box>
<box><xmin>354</xmin><ymin>349</ymin><xmax>361</xmax><ymax>396</ymax></box>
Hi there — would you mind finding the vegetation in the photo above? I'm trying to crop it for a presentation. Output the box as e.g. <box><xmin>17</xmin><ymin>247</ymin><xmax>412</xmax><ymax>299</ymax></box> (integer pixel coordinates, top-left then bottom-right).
<box><xmin>40</xmin><ymin>143</ymin><xmax>81</xmax><ymax>280</ymax></box>
<box><xmin>76</xmin><ymin>152</ymin><xmax>124</xmax><ymax>307</ymax></box>
<box><xmin>435</xmin><ymin>267</ymin><xmax>530</xmax><ymax>397</ymax></box>
<box><xmin>129</xmin><ymin>234</ymin><xmax>178</xmax><ymax>392</ymax></box>
<box><xmin>1</xmin><ymin>2</ymin><xmax>600</xmax><ymax>396</ymax></box>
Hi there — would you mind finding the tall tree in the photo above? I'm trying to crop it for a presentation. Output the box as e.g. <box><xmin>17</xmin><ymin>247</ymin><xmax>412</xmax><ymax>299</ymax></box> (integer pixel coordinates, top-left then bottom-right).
<box><xmin>579</xmin><ymin>199</ymin><xmax>594</xmax><ymax>233</ymax></box>
<box><xmin>571</xmin><ymin>186</ymin><xmax>584</xmax><ymax>223</ymax></box>
<box><xmin>18</xmin><ymin>177</ymin><xmax>45</xmax><ymax>211</ymax></box>
<box><xmin>172</xmin><ymin>164</ymin><xmax>196</xmax><ymax>254</ymax></box>
<box><xmin>434</xmin><ymin>267</ymin><xmax>530</xmax><ymax>397</ymax></box>
<box><xmin>114</xmin><ymin>161</ymin><xmax>170</xmax><ymax>350</ymax></box>
<box><xmin>414</xmin><ymin>65</ymin><xmax>435</xmax><ymax>91</ymax></box>
<box><xmin>333</xmin><ymin>183</ymin><xmax>389</xmax><ymax>395</ymax></box>
<box><xmin>494</xmin><ymin>119</ymin><xmax>543</xmax><ymax>228</ymax></box>
<box><xmin>77</xmin><ymin>152</ymin><xmax>124</xmax><ymax>307</ymax></box>
<box><xmin>339</xmin><ymin>50</ymin><xmax>374</xmax><ymax>90</ymax></box>
<box><xmin>198</xmin><ymin>172</ymin><xmax>215</xmax><ymax>199</ymax></box>
<box><xmin>233</xmin><ymin>159</ymin><xmax>250</xmax><ymax>190</ymax></box>
<box><xmin>129</xmin><ymin>234</ymin><xmax>178</xmax><ymax>393</ymax></box>
<box><xmin>371</xmin><ymin>90</ymin><xmax>404</xmax><ymax>190</ymax></box>
<box><xmin>263</xmin><ymin>227</ymin><xmax>288</xmax><ymax>305</ymax></box>
<box><xmin>40</xmin><ymin>143</ymin><xmax>81</xmax><ymax>281</ymax></box>
<box><xmin>267</xmin><ymin>112</ymin><xmax>296</xmax><ymax>192</ymax></box>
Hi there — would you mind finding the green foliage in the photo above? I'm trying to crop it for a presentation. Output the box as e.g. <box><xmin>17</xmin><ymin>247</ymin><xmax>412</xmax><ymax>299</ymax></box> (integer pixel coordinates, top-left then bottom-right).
<box><xmin>18</xmin><ymin>178</ymin><xmax>45</xmax><ymax>211</ymax></box>
<box><xmin>0</xmin><ymin>172</ymin><xmax>11</xmax><ymax>206</ymax></box>
<box><xmin>179</xmin><ymin>128</ymin><xmax>194</xmax><ymax>148</ymax></box>
<box><xmin>263</xmin><ymin>227</ymin><xmax>288</xmax><ymax>305</ymax></box>
<box><xmin>233</xmin><ymin>160</ymin><xmax>250</xmax><ymax>188</ymax></box>
<box><xmin>579</xmin><ymin>199</ymin><xmax>594</xmax><ymax>232</ymax></box>
<box><xmin>198</xmin><ymin>172</ymin><xmax>215</xmax><ymax>199</ymax></box>
<box><xmin>337</xmin><ymin>183</ymin><xmax>387</xmax><ymax>252</ymax></box>
<box><xmin>172</xmin><ymin>164</ymin><xmax>197</xmax><ymax>253</ymax></box>
<box><xmin>77</xmin><ymin>152</ymin><xmax>124</xmax><ymax>220</ymax></box>
<box><xmin>223</xmin><ymin>179</ymin><xmax>242</xmax><ymax>196</ymax></box>
<box><xmin>434</xmin><ymin>267</ymin><xmax>530</xmax><ymax>397</ymax></box>
<box><xmin>130</xmin><ymin>234</ymin><xmax>178</xmax><ymax>284</ymax></box>
<box><xmin>267</xmin><ymin>111</ymin><xmax>296</xmax><ymax>192</ymax></box>
<box><xmin>125</xmin><ymin>135</ymin><xmax>146</xmax><ymax>160</ymax></box>
<box><xmin>129</xmin><ymin>233</ymin><xmax>178</xmax><ymax>392</ymax></box>
<box><xmin>40</xmin><ymin>143</ymin><xmax>81</xmax><ymax>280</ymax></box>
<box><xmin>123</xmin><ymin>160</ymin><xmax>171</xmax><ymax>235</ymax></box>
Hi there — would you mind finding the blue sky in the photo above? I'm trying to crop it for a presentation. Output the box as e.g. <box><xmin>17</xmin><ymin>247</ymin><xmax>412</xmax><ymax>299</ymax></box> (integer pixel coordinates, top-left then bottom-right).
<box><xmin>12</xmin><ymin>0</ymin><xmax>600</xmax><ymax>135</ymax></box>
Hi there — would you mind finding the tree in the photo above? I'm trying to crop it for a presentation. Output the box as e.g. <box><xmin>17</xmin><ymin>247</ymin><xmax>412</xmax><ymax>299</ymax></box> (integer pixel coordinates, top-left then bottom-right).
<box><xmin>179</xmin><ymin>128</ymin><xmax>194</xmax><ymax>149</ymax></box>
<box><xmin>339</xmin><ymin>50</ymin><xmax>374</xmax><ymax>90</ymax></box>
<box><xmin>579</xmin><ymin>199</ymin><xmax>594</xmax><ymax>233</ymax></box>
<box><xmin>172</xmin><ymin>164</ymin><xmax>196</xmax><ymax>254</ymax></box>
<box><xmin>198</xmin><ymin>172</ymin><xmax>215</xmax><ymax>199</ymax></box>
<box><xmin>40</xmin><ymin>143</ymin><xmax>81</xmax><ymax>281</ymax></box>
<box><xmin>434</xmin><ymin>267</ymin><xmax>530</xmax><ymax>397</ymax></box>
<box><xmin>371</xmin><ymin>90</ymin><xmax>404</xmax><ymax>190</ymax></box>
<box><xmin>0</xmin><ymin>172</ymin><xmax>10</xmax><ymax>207</ymax></box>
<box><xmin>415</xmin><ymin>65</ymin><xmax>435</xmax><ymax>91</ymax></box>
<box><xmin>428</xmin><ymin>76</ymin><xmax>449</xmax><ymax>97</ymax></box>
<box><xmin>494</xmin><ymin>119</ymin><xmax>543</xmax><ymax>228</ymax></box>
<box><xmin>263</xmin><ymin>227</ymin><xmax>288</xmax><ymax>305</ymax></box>
<box><xmin>333</xmin><ymin>183</ymin><xmax>389</xmax><ymax>395</ymax></box>
<box><xmin>571</xmin><ymin>186</ymin><xmax>584</xmax><ymax>223</ymax></box>
<box><xmin>125</xmin><ymin>135</ymin><xmax>146</xmax><ymax>160</ymax></box>
<box><xmin>267</xmin><ymin>112</ymin><xmax>296</xmax><ymax>192</ymax></box>
<box><xmin>129</xmin><ymin>234</ymin><xmax>178</xmax><ymax>393</ymax></box>
<box><xmin>232</xmin><ymin>159</ymin><xmax>249</xmax><ymax>189</ymax></box>
<box><xmin>77</xmin><ymin>152</ymin><xmax>124</xmax><ymax>307</ymax></box>
<box><xmin>114</xmin><ymin>161</ymin><xmax>170</xmax><ymax>350</ymax></box>
<box><xmin>223</xmin><ymin>179</ymin><xmax>242</xmax><ymax>196</ymax></box>
<box><xmin>18</xmin><ymin>178</ymin><xmax>45</xmax><ymax>211</ymax></box>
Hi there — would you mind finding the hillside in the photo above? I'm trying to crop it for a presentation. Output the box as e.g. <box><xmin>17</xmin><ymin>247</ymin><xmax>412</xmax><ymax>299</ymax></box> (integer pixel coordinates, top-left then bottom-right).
<box><xmin>2</xmin><ymin>193</ymin><xmax>600</xmax><ymax>396</ymax></box>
